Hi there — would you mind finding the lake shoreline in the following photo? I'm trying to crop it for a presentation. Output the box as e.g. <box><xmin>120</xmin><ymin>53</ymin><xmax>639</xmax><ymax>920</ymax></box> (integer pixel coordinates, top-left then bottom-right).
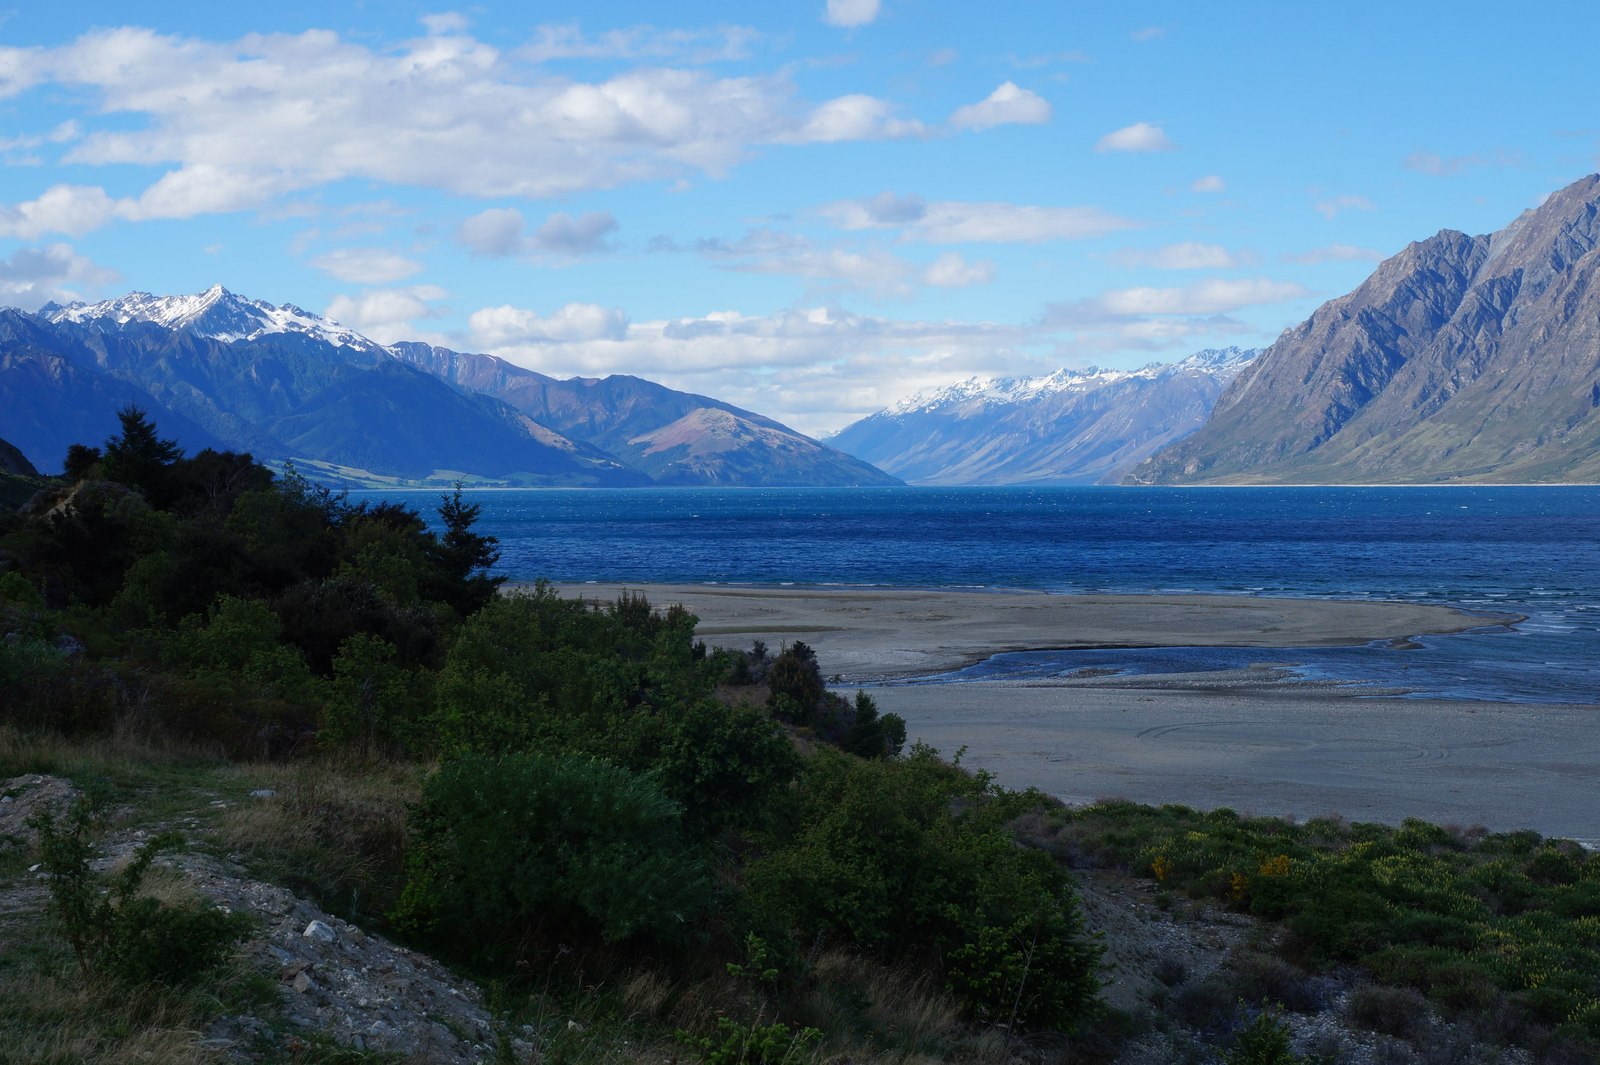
<box><xmin>537</xmin><ymin>582</ymin><xmax>1595</xmax><ymax>842</ymax></box>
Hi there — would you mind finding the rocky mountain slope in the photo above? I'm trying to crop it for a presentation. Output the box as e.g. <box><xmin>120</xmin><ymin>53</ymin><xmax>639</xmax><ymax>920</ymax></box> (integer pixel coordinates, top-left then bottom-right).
<box><xmin>0</xmin><ymin>288</ymin><xmax>895</xmax><ymax>487</ymax></box>
<box><xmin>1132</xmin><ymin>173</ymin><xmax>1600</xmax><ymax>484</ymax></box>
<box><xmin>391</xmin><ymin>343</ymin><xmax>897</xmax><ymax>486</ymax></box>
<box><xmin>829</xmin><ymin>348</ymin><xmax>1256</xmax><ymax>485</ymax></box>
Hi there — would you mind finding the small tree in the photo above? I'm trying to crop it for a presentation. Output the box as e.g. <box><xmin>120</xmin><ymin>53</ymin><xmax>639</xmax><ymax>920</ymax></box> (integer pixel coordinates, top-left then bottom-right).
<box><xmin>425</xmin><ymin>484</ymin><xmax>504</xmax><ymax>615</ymax></box>
<box><xmin>766</xmin><ymin>641</ymin><xmax>824</xmax><ymax>724</ymax></box>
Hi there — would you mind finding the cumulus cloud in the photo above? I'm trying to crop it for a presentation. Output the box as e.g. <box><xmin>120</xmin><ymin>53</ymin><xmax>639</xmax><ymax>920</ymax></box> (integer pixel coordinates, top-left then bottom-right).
<box><xmin>469</xmin><ymin>303</ymin><xmax>631</xmax><ymax>346</ymax></box>
<box><xmin>0</xmin><ymin>242</ymin><xmax>120</xmax><ymax>310</ymax></box>
<box><xmin>795</xmin><ymin>94</ymin><xmax>924</xmax><ymax>142</ymax></box>
<box><xmin>1191</xmin><ymin>174</ymin><xmax>1226</xmax><ymax>193</ymax></box>
<box><xmin>467</xmin><ymin>300</ymin><xmax>1025</xmax><ymax>433</ymax></box>
<box><xmin>457</xmin><ymin>208</ymin><xmax>529</xmax><ymax>257</ymax></box>
<box><xmin>309</xmin><ymin>248</ymin><xmax>423</xmax><ymax>284</ymax></box>
<box><xmin>1</xmin><ymin>23</ymin><xmax>932</xmax><ymax>228</ymax></box>
<box><xmin>922</xmin><ymin>252</ymin><xmax>994</xmax><ymax>287</ymax></box>
<box><xmin>1314</xmin><ymin>195</ymin><xmax>1375</xmax><ymax>220</ymax></box>
<box><xmin>324</xmin><ymin>285</ymin><xmax>448</xmax><ymax>345</ymax></box>
<box><xmin>1283</xmin><ymin>243</ymin><xmax>1384</xmax><ymax>265</ymax></box>
<box><xmin>823</xmin><ymin>0</ymin><xmax>881</xmax><ymax>28</ymax></box>
<box><xmin>948</xmin><ymin>82</ymin><xmax>1051</xmax><ymax>131</ymax></box>
<box><xmin>1110</xmin><ymin>242</ymin><xmax>1243</xmax><ymax>270</ymax></box>
<box><xmin>0</xmin><ymin>184</ymin><xmax>125</xmax><ymax>239</ymax></box>
<box><xmin>533</xmin><ymin>212</ymin><xmax>620</xmax><ymax>256</ymax></box>
<box><xmin>821</xmin><ymin>195</ymin><xmax>1137</xmax><ymax>243</ymax></box>
<box><xmin>456</xmin><ymin>208</ymin><xmax>619</xmax><ymax>258</ymax></box>
<box><xmin>1095</xmin><ymin>122</ymin><xmax>1175</xmax><ymax>153</ymax></box>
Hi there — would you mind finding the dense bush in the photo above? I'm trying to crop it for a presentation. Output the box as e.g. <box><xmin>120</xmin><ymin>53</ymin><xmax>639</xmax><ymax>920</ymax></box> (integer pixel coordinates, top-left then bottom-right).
<box><xmin>1057</xmin><ymin>800</ymin><xmax>1600</xmax><ymax>1048</ymax></box>
<box><xmin>747</xmin><ymin>746</ymin><xmax>1099</xmax><ymax>1030</ymax></box>
<box><xmin>393</xmin><ymin>752</ymin><xmax>710</xmax><ymax>970</ymax></box>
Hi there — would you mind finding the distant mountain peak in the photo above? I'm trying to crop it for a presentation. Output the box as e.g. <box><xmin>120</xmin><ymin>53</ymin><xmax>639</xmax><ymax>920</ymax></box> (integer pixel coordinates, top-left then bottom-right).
<box><xmin>45</xmin><ymin>286</ymin><xmax>387</xmax><ymax>354</ymax></box>
<box><xmin>885</xmin><ymin>347</ymin><xmax>1256</xmax><ymax>417</ymax></box>
<box><xmin>832</xmin><ymin>346</ymin><xmax>1258</xmax><ymax>485</ymax></box>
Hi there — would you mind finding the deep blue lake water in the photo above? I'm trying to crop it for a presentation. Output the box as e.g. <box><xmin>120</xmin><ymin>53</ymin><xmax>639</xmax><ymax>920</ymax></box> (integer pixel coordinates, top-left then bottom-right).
<box><xmin>354</xmin><ymin>486</ymin><xmax>1600</xmax><ymax>705</ymax></box>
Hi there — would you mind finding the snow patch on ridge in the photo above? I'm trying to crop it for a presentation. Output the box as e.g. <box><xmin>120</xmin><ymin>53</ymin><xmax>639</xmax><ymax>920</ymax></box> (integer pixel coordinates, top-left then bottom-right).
<box><xmin>886</xmin><ymin>347</ymin><xmax>1257</xmax><ymax>416</ymax></box>
<box><xmin>45</xmin><ymin>285</ymin><xmax>387</xmax><ymax>354</ymax></box>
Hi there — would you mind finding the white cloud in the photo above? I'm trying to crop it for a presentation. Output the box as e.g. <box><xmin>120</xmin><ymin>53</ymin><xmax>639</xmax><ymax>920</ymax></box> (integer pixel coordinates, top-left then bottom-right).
<box><xmin>948</xmin><ymin>82</ymin><xmax>1051</xmax><ymax>131</ymax></box>
<box><xmin>420</xmin><ymin>12</ymin><xmax>471</xmax><ymax>35</ymax></box>
<box><xmin>1131</xmin><ymin>27</ymin><xmax>1165</xmax><ymax>42</ymax></box>
<box><xmin>310</xmin><ymin>248</ymin><xmax>423</xmax><ymax>284</ymax></box>
<box><xmin>0</xmin><ymin>242</ymin><xmax>119</xmax><ymax>310</ymax></box>
<box><xmin>823</xmin><ymin>0</ymin><xmax>881</xmax><ymax>28</ymax></box>
<box><xmin>520</xmin><ymin>23</ymin><xmax>758</xmax><ymax>64</ymax></box>
<box><xmin>533</xmin><ymin>212</ymin><xmax>620</xmax><ymax>256</ymax></box>
<box><xmin>0</xmin><ymin>184</ymin><xmax>125</xmax><ymax>238</ymax></box>
<box><xmin>1191</xmin><ymin>174</ymin><xmax>1226</xmax><ymax>193</ymax></box>
<box><xmin>6</xmin><ymin>24</ymin><xmax>932</xmax><ymax>223</ymax></box>
<box><xmin>796</xmin><ymin>94</ymin><xmax>924</xmax><ymax>142</ymax></box>
<box><xmin>1314</xmin><ymin>195</ymin><xmax>1375</xmax><ymax>220</ymax></box>
<box><xmin>457</xmin><ymin>207</ymin><xmax>528</xmax><ymax>257</ymax></box>
<box><xmin>1283</xmin><ymin>243</ymin><xmax>1385</xmax><ymax>265</ymax></box>
<box><xmin>822</xmin><ymin>195</ymin><xmax>1137</xmax><ymax>243</ymax></box>
<box><xmin>1095</xmin><ymin>122</ymin><xmax>1175</xmax><ymax>153</ymax></box>
<box><xmin>1111</xmin><ymin>242</ymin><xmax>1242</xmax><ymax>270</ymax></box>
<box><xmin>469</xmin><ymin>302</ymin><xmax>630</xmax><ymax>346</ymax></box>
<box><xmin>324</xmin><ymin>285</ymin><xmax>448</xmax><ymax>345</ymax></box>
<box><xmin>923</xmin><ymin>252</ymin><xmax>994</xmax><ymax>287</ymax></box>
<box><xmin>1095</xmin><ymin>278</ymin><xmax>1309</xmax><ymax>315</ymax></box>
<box><xmin>456</xmin><ymin>208</ymin><xmax>619</xmax><ymax>258</ymax></box>
<box><xmin>469</xmin><ymin>301</ymin><xmax>1025</xmax><ymax>433</ymax></box>
<box><xmin>689</xmin><ymin>228</ymin><xmax>919</xmax><ymax>298</ymax></box>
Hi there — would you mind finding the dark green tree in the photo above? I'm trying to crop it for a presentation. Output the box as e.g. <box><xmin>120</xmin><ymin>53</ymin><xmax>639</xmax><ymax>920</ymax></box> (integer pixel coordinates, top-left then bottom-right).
<box><xmin>100</xmin><ymin>407</ymin><xmax>182</xmax><ymax>505</ymax></box>
<box><xmin>421</xmin><ymin>485</ymin><xmax>503</xmax><ymax>615</ymax></box>
<box><xmin>767</xmin><ymin>641</ymin><xmax>824</xmax><ymax>724</ymax></box>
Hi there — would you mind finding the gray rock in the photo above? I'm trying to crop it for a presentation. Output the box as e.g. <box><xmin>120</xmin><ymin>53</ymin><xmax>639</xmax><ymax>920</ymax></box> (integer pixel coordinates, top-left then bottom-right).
<box><xmin>304</xmin><ymin>919</ymin><xmax>337</xmax><ymax>943</ymax></box>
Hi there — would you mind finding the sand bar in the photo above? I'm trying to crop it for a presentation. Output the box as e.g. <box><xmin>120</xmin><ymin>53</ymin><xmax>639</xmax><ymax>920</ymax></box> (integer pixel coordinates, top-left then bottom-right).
<box><xmin>550</xmin><ymin>582</ymin><xmax>1501</xmax><ymax>681</ymax></box>
<box><xmin>547</xmin><ymin>583</ymin><xmax>1596</xmax><ymax>842</ymax></box>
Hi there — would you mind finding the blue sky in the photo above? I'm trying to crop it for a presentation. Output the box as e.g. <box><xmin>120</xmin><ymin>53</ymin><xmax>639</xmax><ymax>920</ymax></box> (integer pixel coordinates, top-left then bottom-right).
<box><xmin>3</xmin><ymin>2</ymin><xmax>1597</xmax><ymax>435</ymax></box>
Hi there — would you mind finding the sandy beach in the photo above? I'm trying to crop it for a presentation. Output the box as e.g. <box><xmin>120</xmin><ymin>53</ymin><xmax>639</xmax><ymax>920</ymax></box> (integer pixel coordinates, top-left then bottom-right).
<box><xmin>550</xmin><ymin>583</ymin><xmax>1596</xmax><ymax>843</ymax></box>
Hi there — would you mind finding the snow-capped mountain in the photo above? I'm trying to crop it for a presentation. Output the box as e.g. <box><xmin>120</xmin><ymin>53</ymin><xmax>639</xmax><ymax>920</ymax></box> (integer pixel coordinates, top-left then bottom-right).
<box><xmin>5</xmin><ymin>286</ymin><xmax>898</xmax><ymax>488</ymax></box>
<box><xmin>888</xmin><ymin>348</ymin><xmax>1256</xmax><ymax>417</ymax></box>
<box><xmin>828</xmin><ymin>347</ymin><xmax>1258</xmax><ymax>485</ymax></box>
<box><xmin>43</xmin><ymin>285</ymin><xmax>387</xmax><ymax>354</ymax></box>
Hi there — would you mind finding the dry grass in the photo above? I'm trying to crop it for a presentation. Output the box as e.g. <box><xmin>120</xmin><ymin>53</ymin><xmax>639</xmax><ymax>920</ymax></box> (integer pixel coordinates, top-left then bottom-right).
<box><xmin>0</xmin><ymin>962</ymin><xmax>226</xmax><ymax>1065</ymax></box>
<box><xmin>217</xmin><ymin>757</ymin><xmax>421</xmax><ymax>923</ymax></box>
<box><xmin>0</xmin><ymin>721</ymin><xmax>219</xmax><ymax>783</ymax></box>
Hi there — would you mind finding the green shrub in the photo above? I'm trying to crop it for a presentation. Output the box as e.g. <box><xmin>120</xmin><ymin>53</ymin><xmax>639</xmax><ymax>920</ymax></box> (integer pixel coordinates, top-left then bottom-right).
<box><xmin>30</xmin><ymin>799</ymin><xmax>250</xmax><ymax>986</ymax></box>
<box><xmin>394</xmin><ymin>751</ymin><xmax>709</xmax><ymax>971</ymax></box>
<box><xmin>746</xmin><ymin>746</ymin><xmax>1098</xmax><ymax>1030</ymax></box>
<box><xmin>1225</xmin><ymin>1007</ymin><xmax>1304</xmax><ymax>1065</ymax></box>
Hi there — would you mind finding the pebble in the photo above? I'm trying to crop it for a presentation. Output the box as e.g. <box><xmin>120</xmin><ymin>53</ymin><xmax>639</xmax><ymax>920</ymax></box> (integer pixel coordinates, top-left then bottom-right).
<box><xmin>293</xmin><ymin>972</ymin><xmax>315</xmax><ymax>994</ymax></box>
<box><xmin>250</xmin><ymin>789</ymin><xmax>277</xmax><ymax>799</ymax></box>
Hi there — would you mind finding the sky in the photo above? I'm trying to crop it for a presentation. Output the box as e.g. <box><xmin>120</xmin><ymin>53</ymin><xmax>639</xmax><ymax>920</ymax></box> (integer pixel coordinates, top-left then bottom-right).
<box><xmin>3</xmin><ymin>2</ymin><xmax>1599</xmax><ymax>437</ymax></box>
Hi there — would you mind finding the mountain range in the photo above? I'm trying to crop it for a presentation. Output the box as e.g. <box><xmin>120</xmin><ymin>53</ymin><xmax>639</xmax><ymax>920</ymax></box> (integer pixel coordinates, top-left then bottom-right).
<box><xmin>1131</xmin><ymin>173</ymin><xmax>1600</xmax><ymax>484</ymax></box>
<box><xmin>828</xmin><ymin>348</ymin><xmax>1257</xmax><ymax>485</ymax></box>
<box><xmin>1</xmin><ymin>286</ymin><xmax>897</xmax><ymax>488</ymax></box>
